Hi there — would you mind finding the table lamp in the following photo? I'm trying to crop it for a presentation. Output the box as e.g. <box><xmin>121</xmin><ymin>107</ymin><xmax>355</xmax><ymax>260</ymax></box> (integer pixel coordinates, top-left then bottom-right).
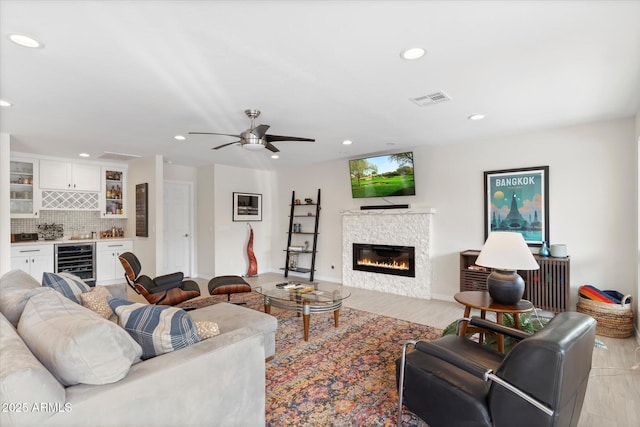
<box><xmin>475</xmin><ymin>232</ymin><xmax>539</xmax><ymax>305</ymax></box>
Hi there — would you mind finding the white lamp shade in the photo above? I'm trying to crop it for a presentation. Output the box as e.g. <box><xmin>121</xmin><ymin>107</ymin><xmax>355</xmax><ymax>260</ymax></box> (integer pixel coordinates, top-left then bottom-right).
<box><xmin>476</xmin><ymin>232</ymin><xmax>539</xmax><ymax>271</ymax></box>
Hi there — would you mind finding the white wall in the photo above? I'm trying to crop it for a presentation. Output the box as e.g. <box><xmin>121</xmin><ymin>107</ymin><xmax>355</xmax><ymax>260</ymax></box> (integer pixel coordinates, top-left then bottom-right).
<box><xmin>274</xmin><ymin>118</ymin><xmax>637</xmax><ymax>309</ymax></box>
<box><xmin>196</xmin><ymin>165</ymin><xmax>215</xmax><ymax>279</ymax></box>
<box><xmin>426</xmin><ymin>118</ymin><xmax>636</xmax><ymax>306</ymax></box>
<box><xmin>274</xmin><ymin>159</ymin><xmax>363</xmax><ymax>282</ymax></box>
<box><xmin>0</xmin><ymin>133</ymin><xmax>10</xmax><ymax>275</ymax></box>
<box><xmin>127</xmin><ymin>155</ymin><xmax>163</xmax><ymax>276</ymax></box>
<box><xmin>213</xmin><ymin>164</ymin><xmax>274</xmax><ymax>276</ymax></box>
<box><xmin>636</xmin><ymin>112</ymin><xmax>640</xmax><ymax>340</ymax></box>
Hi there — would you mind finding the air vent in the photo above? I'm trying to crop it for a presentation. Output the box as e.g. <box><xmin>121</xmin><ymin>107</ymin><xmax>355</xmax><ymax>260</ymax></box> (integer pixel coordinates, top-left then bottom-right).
<box><xmin>97</xmin><ymin>151</ymin><xmax>142</xmax><ymax>161</ymax></box>
<box><xmin>410</xmin><ymin>91</ymin><xmax>452</xmax><ymax>107</ymax></box>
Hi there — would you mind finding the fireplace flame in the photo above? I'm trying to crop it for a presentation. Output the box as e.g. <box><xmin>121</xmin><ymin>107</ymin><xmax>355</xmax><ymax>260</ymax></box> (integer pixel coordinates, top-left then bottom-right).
<box><xmin>356</xmin><ymin>258</ymin><xmax>409</xmax><ymax>271</ymax></box>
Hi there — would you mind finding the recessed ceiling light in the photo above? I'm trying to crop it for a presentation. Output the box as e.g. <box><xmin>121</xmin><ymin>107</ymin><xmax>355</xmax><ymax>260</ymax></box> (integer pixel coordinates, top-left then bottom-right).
<box><xmin>78</xmin><ymin>153</ymin><xmax>90</xmax><ymax>158</ymax></box>
<box><xmin>271</xmin><ymin>154</ymin><xmax>279</xmax><ymax>159</ymax></box>
<box><xmin>468</xmin><ymin>114</ymin><xmax>486</xmax><ymax>121</ymax></box>
<box><xmin>400</xmin><ymin>47</ymin><xmax>425</xmax><ymax>60</ymax></box>
<box><xmin>342</xmin><ymin>140</ymin><xmax>353</xmax><ymax>145</ymax></box>
<box><xmin>9</xmin><ymin>33</ymin><xmax>42</xmax><ymax>48</ymax></box>
<box><xmin>0</xmin><ymin>99</ymin><xmax>11</xmax><ymax>107</ymax></box>
<box><xmin>174</xmin><ymin>135</ymin><xmax>186</xmax><ymax>141</ymax></box>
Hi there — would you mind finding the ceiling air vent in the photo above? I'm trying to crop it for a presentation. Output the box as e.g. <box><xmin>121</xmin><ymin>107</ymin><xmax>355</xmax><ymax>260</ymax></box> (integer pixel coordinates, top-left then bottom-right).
<box><xmin>410</xmin><ymin>91</ymin><xmax>452</xmax><ymax>107</ymax></box>
<box><xmin>97</xmin><ymin>151</ymin><xmax>142</xmax><ymax>161</ymax></box>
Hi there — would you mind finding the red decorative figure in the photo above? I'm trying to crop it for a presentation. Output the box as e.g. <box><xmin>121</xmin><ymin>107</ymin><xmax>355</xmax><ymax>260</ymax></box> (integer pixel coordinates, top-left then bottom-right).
<box><xmin>246</xmin><ymin>224</ymin><xmax>258</xmax><ymax>276</ymax></box>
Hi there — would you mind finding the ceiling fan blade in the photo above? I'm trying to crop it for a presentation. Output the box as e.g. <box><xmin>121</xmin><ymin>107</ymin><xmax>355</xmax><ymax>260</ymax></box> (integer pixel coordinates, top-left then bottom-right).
<box><xmin>251</xmin><ymin>124</ymin><xmax>270</xmax><ymax>138</ymax></box>
<box><xmin>265</xmin><ymin>134</ymin><xmax>315</xmax><ymax>143</ymax></box>
<box><xmin>212</xmin><ymin>141</ymin><xmax>241</xmax><ymax>150</ymax></box>
<box><xmin>189</xmin><ymin>132</ymin><xmax>242</xmax><ymax>138</ymax></box>
<box><xmin>265</xmin><ymin>142</ymin><xmax>280</xmax><ymax>153</ymax></box>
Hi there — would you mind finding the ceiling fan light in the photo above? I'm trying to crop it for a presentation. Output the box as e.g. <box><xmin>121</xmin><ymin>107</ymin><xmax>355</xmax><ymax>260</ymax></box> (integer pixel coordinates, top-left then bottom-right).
<box><xmin>243</xmin><ymin>143</ymin><xmax>265</xmax><ymax>151</ymax></box>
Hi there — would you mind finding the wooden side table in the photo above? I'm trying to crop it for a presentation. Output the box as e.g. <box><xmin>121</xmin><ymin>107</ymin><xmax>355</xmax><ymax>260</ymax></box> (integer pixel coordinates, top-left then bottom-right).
<box><xmin>454</xmin><ymin>291</ymin><xmax>534</xmax><ymax>352</ymax></box>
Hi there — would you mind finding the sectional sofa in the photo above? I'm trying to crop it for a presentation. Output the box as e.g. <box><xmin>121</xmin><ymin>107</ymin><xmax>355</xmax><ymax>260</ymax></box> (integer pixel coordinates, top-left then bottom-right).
<box><xmin>0</xmin><ymin>269</ymin><xmax>277</xmax><ymax>426</ymax></box>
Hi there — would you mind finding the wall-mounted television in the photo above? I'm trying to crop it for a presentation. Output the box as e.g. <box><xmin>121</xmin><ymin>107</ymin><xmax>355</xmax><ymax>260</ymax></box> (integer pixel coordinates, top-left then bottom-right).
<box><xmin>349</xmin><ymin>151</ymin><xmax>415</xmax><ymax>198</ymax></box>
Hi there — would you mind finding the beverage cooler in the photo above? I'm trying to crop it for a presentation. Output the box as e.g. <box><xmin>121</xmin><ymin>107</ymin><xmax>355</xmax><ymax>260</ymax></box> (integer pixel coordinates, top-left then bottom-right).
<box><xmin>54</xmin><ymin>242</ymin><xmax>96</xmax><ymax>286</ymax></box>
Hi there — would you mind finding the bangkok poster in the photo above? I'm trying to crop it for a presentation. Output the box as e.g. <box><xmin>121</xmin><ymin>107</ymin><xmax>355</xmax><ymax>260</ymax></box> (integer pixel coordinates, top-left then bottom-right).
<box><xmin>484</xmin><ymin>166</ymin><xmax>549</xmax><ymax>245</ymax></box>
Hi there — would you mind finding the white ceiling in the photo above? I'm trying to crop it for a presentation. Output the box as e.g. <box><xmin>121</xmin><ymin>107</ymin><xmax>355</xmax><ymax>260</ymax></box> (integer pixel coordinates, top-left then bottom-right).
<box><xmin>1</xmin><ymin>1</ymin><xmax>639</xmax><ymax>170</ymax></box>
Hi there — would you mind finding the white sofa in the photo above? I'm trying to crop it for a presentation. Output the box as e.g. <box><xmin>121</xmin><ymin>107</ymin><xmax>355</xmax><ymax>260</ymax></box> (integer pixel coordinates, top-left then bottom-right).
<box><xmin>0</xmin><ymin>269</ymin><xmax>277</xmax><ymax>427</ymax></box>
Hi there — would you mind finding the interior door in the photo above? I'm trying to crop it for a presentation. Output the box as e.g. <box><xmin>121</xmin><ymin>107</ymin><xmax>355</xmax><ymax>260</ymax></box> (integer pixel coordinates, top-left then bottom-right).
<box><xmin>163</xmin><ymin>181</ymin><xmax>193</xmax><ymax>276</ymax></box>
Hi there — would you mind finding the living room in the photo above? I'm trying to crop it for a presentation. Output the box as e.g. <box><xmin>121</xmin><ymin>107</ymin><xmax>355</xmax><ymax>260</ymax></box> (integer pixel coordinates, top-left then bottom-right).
<box><xmin>1</xmin><ymin>1</ymin><xmax>639</xmax><ymax>425</ymax></box>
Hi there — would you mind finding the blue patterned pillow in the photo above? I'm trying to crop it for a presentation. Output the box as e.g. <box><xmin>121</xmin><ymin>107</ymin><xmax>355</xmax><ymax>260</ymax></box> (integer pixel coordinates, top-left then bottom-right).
<box><xmin>107</xmin><ymin>298</ymin><xmax>201</xmax><ymax>360</ymax></box>
<box><xmin>42</xmin><ymin>272</ymin><xmax>91</xmax><ymax>304</ymax></box>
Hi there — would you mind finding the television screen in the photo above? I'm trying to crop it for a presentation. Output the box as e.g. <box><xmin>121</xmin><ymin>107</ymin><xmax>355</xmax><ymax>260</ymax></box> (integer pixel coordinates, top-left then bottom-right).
<box><xmin>349</xmin><ymin>152</ymin><xmax>415</xmax><ymax>198</ymax></box>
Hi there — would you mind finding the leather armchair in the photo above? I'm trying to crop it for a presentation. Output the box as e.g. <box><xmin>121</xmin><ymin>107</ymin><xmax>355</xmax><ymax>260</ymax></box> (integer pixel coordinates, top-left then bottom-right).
<box><xmin>396</xmin><ymin>312</ymin><xmax>596</xmax><ymax>427</ymax></box>
<box><xmin>118</xmin><ymin>252</ymin><xmax>201</xmax><ymax>305</ymax></box>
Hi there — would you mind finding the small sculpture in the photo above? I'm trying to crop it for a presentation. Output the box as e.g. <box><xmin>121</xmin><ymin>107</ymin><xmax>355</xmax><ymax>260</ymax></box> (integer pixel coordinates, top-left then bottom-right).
<box><xmin>246</xmin><ymin>224</ymin><xmax>258</xmax><ymax>276</ymax></box>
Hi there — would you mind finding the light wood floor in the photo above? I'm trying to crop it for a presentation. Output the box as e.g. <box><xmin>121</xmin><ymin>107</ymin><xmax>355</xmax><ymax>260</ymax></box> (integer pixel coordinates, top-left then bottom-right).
<box><xmin>131</xmin><ymin>273</ymin><xmax>640</xmax><ymax>426</ymax></box>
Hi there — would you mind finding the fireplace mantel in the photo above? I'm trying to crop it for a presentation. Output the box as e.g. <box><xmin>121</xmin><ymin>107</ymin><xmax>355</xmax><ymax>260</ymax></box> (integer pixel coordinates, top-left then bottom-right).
<box><xmin>341</xmin><ymin>208</ymin><xmax>435</xmax><ymax>299</ymax></box>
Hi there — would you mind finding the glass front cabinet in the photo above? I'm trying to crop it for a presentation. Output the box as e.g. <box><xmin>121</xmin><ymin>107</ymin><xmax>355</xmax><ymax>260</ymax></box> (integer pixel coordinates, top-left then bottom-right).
<box><xmin>102</xmin><ymin>166</ymin><xmax>127</xmax><ymax>217</ymax></box>
<box><xmin>10</xmin><ymin>158</ymin><xmax>40</xmax><ymax>218</ymax></box>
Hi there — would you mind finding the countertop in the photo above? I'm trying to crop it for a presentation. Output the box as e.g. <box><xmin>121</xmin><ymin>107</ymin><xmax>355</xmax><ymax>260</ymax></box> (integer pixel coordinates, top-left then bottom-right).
<box><xmin>11</xmin><ymin>237</ymin><xmax>132</xmax><ymax>246</ymax></box>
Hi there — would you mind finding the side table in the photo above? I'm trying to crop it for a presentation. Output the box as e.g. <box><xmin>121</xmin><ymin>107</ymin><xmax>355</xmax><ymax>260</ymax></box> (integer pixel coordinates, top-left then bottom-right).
<box><xmin>454</xmin><ymin>290</ymin><xmax>534</xmax><ymax>352</ymax></box>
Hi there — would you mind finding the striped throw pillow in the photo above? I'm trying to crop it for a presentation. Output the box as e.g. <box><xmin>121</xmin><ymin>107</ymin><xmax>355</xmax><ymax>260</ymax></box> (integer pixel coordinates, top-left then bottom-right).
<box><xmin>42</xmin><ymin>272</ymin><xmax>91</xmax><ymax>304</ymax></box>
<box><xmin>107</xmin><ymin>298</ymin><xmax>201</xmax><ymax>360</ymax></box>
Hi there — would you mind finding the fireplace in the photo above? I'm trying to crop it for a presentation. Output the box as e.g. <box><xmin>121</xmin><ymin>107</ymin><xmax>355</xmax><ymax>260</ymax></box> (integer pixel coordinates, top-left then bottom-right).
<box><xmin>352</xmin><ymin>243</ymin><xmax>415</xmax><ymax>277</ymax></box>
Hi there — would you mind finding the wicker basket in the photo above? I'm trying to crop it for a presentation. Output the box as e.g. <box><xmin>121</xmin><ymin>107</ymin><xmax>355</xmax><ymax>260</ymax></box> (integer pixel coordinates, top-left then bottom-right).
<box><xmin>576</xmin><ymin>294</ymin><xmax>634</xmax><ymax>338</ymax></box>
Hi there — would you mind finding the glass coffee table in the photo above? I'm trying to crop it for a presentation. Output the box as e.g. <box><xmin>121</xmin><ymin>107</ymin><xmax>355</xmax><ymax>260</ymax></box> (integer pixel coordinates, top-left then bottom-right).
<box><xmin>255</xmin><ymin>281</ymin><xmax>350</xmax><ymax>341</ymax></box>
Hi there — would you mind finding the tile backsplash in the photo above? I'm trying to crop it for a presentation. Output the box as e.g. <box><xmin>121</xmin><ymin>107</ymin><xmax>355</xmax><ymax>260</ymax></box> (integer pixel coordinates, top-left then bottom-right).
<box><xmin>11</xmin><ymin>211</ymin><xmax>127</xmax><ymax>239</ymax></box>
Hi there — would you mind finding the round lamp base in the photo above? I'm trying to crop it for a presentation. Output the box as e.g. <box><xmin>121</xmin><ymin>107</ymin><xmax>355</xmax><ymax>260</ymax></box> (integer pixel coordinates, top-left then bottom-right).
<box><xmin>487</xmin><ymin>270</ymin><xmax>525</xmax><ymax>305</ymax></box>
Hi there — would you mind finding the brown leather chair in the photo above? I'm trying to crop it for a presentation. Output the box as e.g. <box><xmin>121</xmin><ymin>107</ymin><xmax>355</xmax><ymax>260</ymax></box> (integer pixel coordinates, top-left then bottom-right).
<box><xmin>396</xmin><ymin>312</ymin><xmax>596</xmax><ymax>427</ymax></box>
<box><xmin>118</xmin><ymin>252</ymin><xmax>200</xmax><ymax>306</ymax></box>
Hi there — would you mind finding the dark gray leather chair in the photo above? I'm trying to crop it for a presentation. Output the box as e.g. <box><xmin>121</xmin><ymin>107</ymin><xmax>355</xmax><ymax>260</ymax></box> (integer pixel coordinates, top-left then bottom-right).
<box><xmin>396</xmin><ymin>312</ymin><xmax>596</xmax><ymax>427</ymax></box>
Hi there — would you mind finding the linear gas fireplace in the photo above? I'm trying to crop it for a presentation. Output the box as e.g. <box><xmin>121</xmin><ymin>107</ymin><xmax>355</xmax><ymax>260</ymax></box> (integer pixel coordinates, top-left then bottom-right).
<box><xmin>352</xmin><ymin>243</ymin><xmax>415</xmax><ymax>277</ymax></box>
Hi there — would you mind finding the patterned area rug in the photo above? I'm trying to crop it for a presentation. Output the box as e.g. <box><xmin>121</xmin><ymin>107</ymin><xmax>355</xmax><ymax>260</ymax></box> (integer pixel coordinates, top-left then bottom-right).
<box><xmin>178</xmin><ymin>292</ymin><xmax>439</xmax><ymax>426</ymax></box>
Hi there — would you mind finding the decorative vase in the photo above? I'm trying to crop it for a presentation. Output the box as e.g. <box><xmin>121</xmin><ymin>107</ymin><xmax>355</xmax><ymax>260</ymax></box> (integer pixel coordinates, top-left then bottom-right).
<box><xmin>539</xmin><ymin>241</ymin><xmax>550</xmax><ymax>257</ymax></box>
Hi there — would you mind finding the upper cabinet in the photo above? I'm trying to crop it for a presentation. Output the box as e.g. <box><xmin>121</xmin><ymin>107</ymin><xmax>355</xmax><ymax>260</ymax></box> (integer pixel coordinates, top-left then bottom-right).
<box><xmin>102</xmin><ymin>166</ymin><xmax>127</xmax><ymax>217</ymax></box>
<box><xmin>10</xmin><ymin>157</ymin><xmax>40</xmax><ymax>218</ymax></box>
<box><xmin>39</xmin><ymin>160</ymin><xmax>101</xmax><ymax>192</ymax></box>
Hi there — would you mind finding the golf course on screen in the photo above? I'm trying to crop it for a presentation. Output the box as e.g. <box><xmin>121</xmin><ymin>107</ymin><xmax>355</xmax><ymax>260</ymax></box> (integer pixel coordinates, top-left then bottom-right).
<box><xmin>349</xmin><ymin>153</ymin><xmax>415</xmax><ymax>198</ymax></box>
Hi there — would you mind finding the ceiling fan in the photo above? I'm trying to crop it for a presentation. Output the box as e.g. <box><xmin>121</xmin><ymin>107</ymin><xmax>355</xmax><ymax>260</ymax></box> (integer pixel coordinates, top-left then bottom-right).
<box><xmin>189</xmin><ymin>109</ymin><xmax>315</xmax><ymax>153</ymax></box>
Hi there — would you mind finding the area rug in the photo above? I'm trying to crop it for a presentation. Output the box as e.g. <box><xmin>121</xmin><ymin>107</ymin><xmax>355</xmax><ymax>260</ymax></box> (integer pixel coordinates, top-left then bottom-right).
<box><xmin>179</xmin><ymin>292</ymin><xmax>439</xmax><ymax>426</ymax></box>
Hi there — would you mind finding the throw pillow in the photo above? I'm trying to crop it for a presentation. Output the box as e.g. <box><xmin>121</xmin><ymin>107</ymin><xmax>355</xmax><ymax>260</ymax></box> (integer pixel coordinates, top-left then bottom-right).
<box><xmin>42</xmin><ymin>272</ymin><xmax>91</xmax><ymax>304</ymax></box>
<box><xmin>80</xmin><ymin>286</ymin><xmax>114</xmax><ymax>319</ymax></box>
<box><xmin>108</xmin><ymin>297</ymin><xmax>201</xmax><ymax>360</ymax></box>
<box><xmin>195</xmin><ymin>320</ymin><xmax>220</xmax><ymax>339</ymax></box>
<box><xmin>0</xmin><ymin>269</ymin><xmax>55</xmax><ymax>327</ymax></box>
<box><xmin>18</xmin><ymin>290</ymin><xmax>142</xmax><ymax>386</ymax></box>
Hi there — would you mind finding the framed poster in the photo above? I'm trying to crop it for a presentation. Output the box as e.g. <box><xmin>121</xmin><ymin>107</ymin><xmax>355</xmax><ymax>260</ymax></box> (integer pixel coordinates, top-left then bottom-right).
<box><xmin>136</xmin><ymin>183</ymin><xmax>148</xmax><ymax>237</ymax></box>
<box><xmin>233</xmin><ymin>192</ymin><xmax>262</xmax><ymax>222</ymax></box>
<box><xmin>484</xmin><ymin>166</ymin><xmax>549</xmax><ymax>246</ymax></box>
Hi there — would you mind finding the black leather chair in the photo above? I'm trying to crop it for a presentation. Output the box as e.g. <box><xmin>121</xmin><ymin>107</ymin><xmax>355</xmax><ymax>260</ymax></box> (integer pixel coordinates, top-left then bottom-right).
<box><xmin>118</xmin><ymin>252</ymin><xmax>201</xmax><ymax>306</ymax></box>
<box><xmin>396</xmin><ymin>312</ymin><xmax>596</xmax><ymax>427</ymax></box>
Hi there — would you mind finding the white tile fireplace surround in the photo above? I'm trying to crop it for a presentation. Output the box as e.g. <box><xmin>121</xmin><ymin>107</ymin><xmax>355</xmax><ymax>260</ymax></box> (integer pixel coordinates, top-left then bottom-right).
<box><xmin>342</xmin><ymin>208</ymin><xmax>435</xmax><ymax>299</ymax></box>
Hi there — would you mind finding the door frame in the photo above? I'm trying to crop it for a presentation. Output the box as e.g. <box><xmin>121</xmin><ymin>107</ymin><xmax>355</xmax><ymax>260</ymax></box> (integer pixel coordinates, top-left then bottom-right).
<box><xmin>163</xmin><ymin>180</ymin><xmax>195</xmax><ymax>277</ymax></box>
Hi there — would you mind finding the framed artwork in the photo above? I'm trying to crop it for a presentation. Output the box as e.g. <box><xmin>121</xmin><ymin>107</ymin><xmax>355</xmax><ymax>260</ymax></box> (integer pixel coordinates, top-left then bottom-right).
<box><xmin>484</xmin><ymin>166</ymin><xmax>549</xmax><ymax>246</ymax></box>
<box><xmin>135</xmin><ymin>183</ymin><xmax>148</xmax><ymax>237</ymax></box>
<box><xmin>233</xmin><ymin>192</ymin><xmax>262</xmax><ymax>222</ymax></box>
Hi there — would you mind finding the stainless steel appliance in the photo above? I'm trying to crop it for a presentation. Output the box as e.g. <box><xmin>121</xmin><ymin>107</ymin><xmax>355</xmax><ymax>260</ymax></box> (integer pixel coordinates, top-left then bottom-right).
<box><xmin>55</xmin><ymin>242</ymin><xmax>96</xmax><ymax>286</ymax></box>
